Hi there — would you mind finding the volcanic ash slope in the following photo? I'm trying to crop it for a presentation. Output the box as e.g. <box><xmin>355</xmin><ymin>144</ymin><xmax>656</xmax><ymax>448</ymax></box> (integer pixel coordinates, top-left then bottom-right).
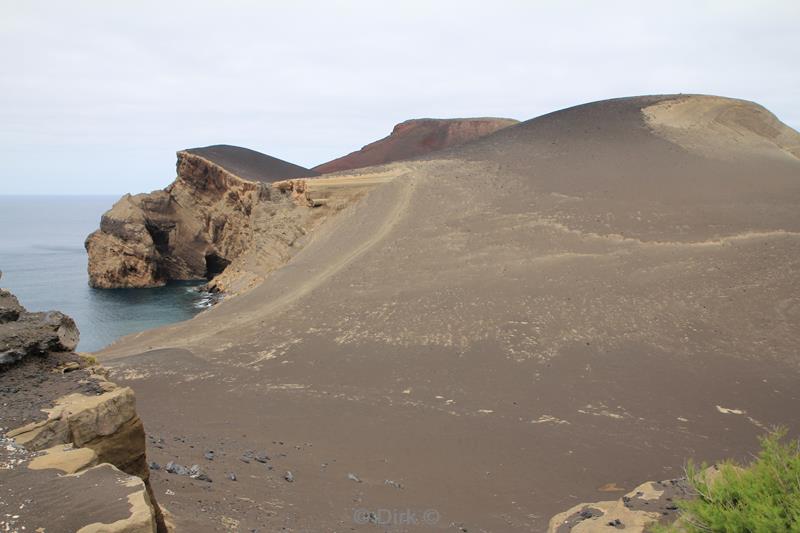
<box><xmin>98</xmin><ymin>95</ymin><xmax>800</xmax><ymax>532</ymax></box>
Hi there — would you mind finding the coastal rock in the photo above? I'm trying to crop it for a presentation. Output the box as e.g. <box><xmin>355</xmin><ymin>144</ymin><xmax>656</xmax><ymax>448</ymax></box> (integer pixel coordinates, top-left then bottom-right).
<box><xmin>86</xmin><ymin>146</ymin><xmax>318</xmax><ymax>291</ymax></box>
<box><xmin>312</xmin><ymin>117</ymin><xmax>518</xmax><ymax>174</ymax></box>
<box><xmin>0</xmin><ymin>272</ymin><xmax>24</xmax><ymax>323</ymax></box>
<box><xmin>0</xmin><ymin>290</ymin><xmax>79</xmax><ymax>366</ymax></box>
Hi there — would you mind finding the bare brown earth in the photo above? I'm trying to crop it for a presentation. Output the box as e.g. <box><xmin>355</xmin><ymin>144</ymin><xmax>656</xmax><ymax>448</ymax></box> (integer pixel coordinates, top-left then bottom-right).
<box><xmin>312</xmin><ymin>118</ymin><xmax>518</xmax><ymax>174</ymax></box>
<box><xmin>96</xmin><ymin>95</ymin><xmax>800</xmax><ymax>532</ymax></box>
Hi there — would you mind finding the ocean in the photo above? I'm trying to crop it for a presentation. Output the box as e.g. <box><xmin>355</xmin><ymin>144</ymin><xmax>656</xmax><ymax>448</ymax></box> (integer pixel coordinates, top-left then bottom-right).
<box><xmin>0</xmin><ymin>196</ymin><xmax>211</xmax><ymax>352</ymax></box>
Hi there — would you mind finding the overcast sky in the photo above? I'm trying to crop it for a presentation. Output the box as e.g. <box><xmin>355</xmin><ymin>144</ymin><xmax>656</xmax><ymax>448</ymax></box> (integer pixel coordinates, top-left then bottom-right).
<box><xmin>1</xmin><ymin>0</ymin><xmax>798</xmax><ymax>195</ymax></box>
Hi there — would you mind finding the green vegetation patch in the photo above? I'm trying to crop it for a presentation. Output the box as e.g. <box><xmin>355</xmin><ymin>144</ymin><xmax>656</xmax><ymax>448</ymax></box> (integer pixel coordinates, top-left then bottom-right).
<box><xmin>660</xmin><ymin>429</ymin><xmax>800</xmax><ymax>533</ymax></box>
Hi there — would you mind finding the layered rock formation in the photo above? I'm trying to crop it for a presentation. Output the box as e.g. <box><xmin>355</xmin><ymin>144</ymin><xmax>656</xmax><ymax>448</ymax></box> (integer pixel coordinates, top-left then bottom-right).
<box><xmin>0</xmin><ymin>287</ymin><xmax>164</xmax><ymax>532</ymax></box>
<box><xmin>86</xmin><ymin>145</ymin><xmax>319</xmax><ymax>290</ymax></box>
<box><xmin>312</xmin><ymin>117</ymin><xmax>518</xmax><ymax>174</ymax></box>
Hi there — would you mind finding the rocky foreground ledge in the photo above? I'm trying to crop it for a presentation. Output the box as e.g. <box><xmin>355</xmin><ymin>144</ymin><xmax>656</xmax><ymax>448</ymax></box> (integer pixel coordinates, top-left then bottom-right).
<box><xmin>0</xmin><ymin>277</ymin><xmax>165</xmax><ymax>532</ymax></box>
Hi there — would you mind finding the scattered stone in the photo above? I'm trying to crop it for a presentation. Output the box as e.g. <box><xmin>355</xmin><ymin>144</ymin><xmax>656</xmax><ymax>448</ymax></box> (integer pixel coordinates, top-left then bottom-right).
<box><xmin>165</xmin><ymin>461</ymin><xmax>190</xmax><ymax>476</ymax></box>
<box><xmin>254</xmin><ymin>451</ymin><xmax>270</xmax><ymax>463</ymax></box>
<box><xmin>347</xmin><ymin>473</ymin><xmax>362</xmax><ymax>483</ymax></box>
<box><xmin>384</xmin><ymin>479</ymin><xmax>403</xmax><ymax>489</ymax></box>
<box><xmin>189</xmin><ymin>464</ymin><xmax>212</xmax><ymax>482</ymax></box>
<box><xmin>227</xmin><ymin>472</ymin><xmax>237</xmax><ymax>481</ymax></box>
<box><xmin>204</xmin><ymin>450</ymin><xmax>215</xmax><ymax>461</ymax></box>
<box><xmin>148</xmin><ymin>461</ymin><xmax>161</xmax><ymax>471</ymax></box>
<box><xmin>284</xmin><ymin>471</ymin><xmax>294</xmax><ymax>482</ymax></box>
<box><xmin>608</xmin><ymin>518</ymin><xmax>624</xmax><ymax>529</ymax></box>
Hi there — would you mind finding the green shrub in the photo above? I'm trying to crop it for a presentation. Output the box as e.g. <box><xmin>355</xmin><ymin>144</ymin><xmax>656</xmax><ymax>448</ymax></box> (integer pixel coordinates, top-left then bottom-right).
<box><xmin>661</xmin><ymin>429</ymin><xmax>800</xmax><ymax>532</ymax></box>
<box><xmin>79</xmin><ymin>354</ymin><xmax>98</xmax><ymax>366</ymax></box>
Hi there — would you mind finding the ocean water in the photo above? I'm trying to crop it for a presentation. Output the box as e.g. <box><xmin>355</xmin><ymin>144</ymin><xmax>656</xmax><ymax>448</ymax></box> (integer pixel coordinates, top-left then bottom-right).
<box><xmin>0</xmin><ymin>196</ymin><xmax>211</xmax><ymax>352</ymax></box>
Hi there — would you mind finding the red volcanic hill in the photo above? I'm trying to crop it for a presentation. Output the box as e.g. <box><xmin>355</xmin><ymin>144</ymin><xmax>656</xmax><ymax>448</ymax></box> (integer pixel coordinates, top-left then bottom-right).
<box><xmin>312</xmin><ymin>117</ymin><xmax>518</xmax><ymax>174</ymax></box>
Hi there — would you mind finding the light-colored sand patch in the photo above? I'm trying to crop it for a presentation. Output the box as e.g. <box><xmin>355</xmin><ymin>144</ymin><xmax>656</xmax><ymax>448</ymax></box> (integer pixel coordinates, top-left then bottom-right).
<box><xmin>578</xmin><ymin>404</ymin><xmax>631</xmax><ymax>420</ymax></box>
<box><xmin>716</xmin><ymin>405</ymin><xmax>745</xmax><ymax>415</ymax></box>
<box><xmin>530</xmin><ymin>415</ymin><xmax>570</xmax><ymax>425</ymax></box>
<box><xmin>643</xmin><ymin>95</ymin><xmax>800</xmax><ymax>160</ymax></box>
<box><xmin>715</xmin><ymin>405</ymin><xmax>766</xmax><ymax>429</ymax></box>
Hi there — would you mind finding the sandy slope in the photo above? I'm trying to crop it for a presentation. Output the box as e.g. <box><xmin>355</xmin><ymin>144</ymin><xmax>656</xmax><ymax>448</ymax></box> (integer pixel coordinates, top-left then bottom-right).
<box><xmin>97</xmin><ymin>95</ymin><xmax>800</xmax><ymax>532</ymax></box>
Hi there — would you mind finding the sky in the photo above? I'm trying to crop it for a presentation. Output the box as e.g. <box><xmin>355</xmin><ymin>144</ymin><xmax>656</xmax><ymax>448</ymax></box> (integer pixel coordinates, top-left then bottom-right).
<box><xmin>1</xmin><ymin>0</ymin><xmax>798</xmax><ymax>195</ymax></box>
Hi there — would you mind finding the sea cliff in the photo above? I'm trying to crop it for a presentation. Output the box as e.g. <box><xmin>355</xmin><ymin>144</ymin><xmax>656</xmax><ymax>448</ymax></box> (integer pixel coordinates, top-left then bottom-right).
<box><xmin>85</xmin><ymin>146</ymin><xmax>319</xmax><ymax>292</ymax></box>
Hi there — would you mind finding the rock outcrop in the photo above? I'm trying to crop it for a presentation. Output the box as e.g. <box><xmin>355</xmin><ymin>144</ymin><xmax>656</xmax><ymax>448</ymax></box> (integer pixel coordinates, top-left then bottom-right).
<box><xmin>312</xmin><ymin>117</ymin><xmax>518</xmax><ymax>174</ymax></box>
<box><xmin>0</xmin><ymin>272</ymin><xmax>79</xmax><ymax>366</ymax></box>
<box><xmin>0</xmin><ymin>288</ymin><xmax>164</xmax><ymax>532</ymax></box>
<box><xmin>547</xmin><ymin>478</ymin><xmax>691</xmax><ymax>532</ymax></box>
<box><xmin>85</xmin><ymin>145</ymin><xmax>319</xmax><ymax>290</ymax></box>
<box><xmin>0</xmin><ymin>283</ymin><xmax>24</xmax><ymax>323</ymax></box>
<box><xmin>546</xmin><ymin>466</ymin><xmax>729</xmax><ymax>532</ymax></box>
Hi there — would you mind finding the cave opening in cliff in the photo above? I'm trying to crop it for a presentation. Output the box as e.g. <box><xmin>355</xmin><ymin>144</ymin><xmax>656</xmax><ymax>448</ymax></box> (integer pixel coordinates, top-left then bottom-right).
<box><xmin>204</xmin><ymin>252</ymin><xmax>230</xmax><ymax>280</ymax></box>
<box><xmin>145</xmin><ymin>222</ymin><xmax>171</xmax><ymax>255</ymax></box>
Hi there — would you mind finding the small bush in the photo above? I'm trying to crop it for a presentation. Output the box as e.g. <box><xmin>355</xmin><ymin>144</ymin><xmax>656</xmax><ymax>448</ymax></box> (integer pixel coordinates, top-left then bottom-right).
<box><xmin>79</xmin><ymin>354</ymin><xmax>98</xmax><ymax>366</ymax></box>
<box><xmin>662</xmin><ymin>429</ymin><xmax>800</xmax><ymax>532</ymax></box>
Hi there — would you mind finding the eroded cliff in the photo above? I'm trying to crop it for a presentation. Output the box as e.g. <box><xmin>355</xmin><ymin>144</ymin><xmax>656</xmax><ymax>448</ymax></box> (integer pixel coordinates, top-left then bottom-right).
<box><xmin>86</xmin><ymin>146</ymin><xmax>320</xmax><ymax>291</ymax></box>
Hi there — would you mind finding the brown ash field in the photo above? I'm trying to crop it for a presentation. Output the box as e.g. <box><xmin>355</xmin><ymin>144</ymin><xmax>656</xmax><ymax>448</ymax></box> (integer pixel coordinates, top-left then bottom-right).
<box><xmin>93</xmin><ymin>95</ymin><xmax>800</xmax><ymax>532</ymax></box>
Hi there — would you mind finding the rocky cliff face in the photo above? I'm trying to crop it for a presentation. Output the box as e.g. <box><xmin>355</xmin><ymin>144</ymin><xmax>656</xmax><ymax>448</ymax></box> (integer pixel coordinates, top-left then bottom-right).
<box><xmin>86</xmin><ymin>147</ymin><xmax>318</xmax><ymax>290</ymax></box>
<box><xmin>312</xmin><ymin>117</ymin><xmax>518</xmax><ymax>174</ymax></box>
<box><xmin>0</xmin><ymin>284</ymin><xmax>165</xmax><ymax>532</ymax></box>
